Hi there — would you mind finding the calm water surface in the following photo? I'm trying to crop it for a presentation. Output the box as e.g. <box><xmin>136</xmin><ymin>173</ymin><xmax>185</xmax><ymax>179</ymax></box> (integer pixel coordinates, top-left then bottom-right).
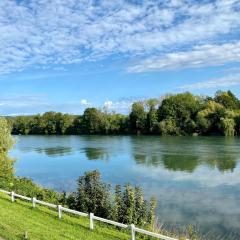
<box><xmin>10</xmin><ymin>135</ymin><xmax>240</xmax><ymax>239</ymax></box>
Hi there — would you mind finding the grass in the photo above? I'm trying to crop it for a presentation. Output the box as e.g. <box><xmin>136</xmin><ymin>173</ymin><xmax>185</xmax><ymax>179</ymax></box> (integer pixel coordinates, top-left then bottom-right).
<box><xmin>0</xmin><ymin>192</ymin><xmax>130</xmax><ymax>240</ymax></box>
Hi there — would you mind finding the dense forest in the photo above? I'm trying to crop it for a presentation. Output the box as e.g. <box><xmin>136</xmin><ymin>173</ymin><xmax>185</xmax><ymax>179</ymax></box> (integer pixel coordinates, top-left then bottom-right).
<box><xmin>7</xmin><ymin>90</ymin><xmax>240</xmax><ymax>136</ymax></box>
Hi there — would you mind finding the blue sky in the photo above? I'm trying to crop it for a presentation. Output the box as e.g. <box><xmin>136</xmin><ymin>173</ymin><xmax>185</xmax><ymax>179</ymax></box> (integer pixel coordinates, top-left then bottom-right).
<box><xmin>0</xmin><ymin>0</ymin><xmax>240</xmax><ymax>115</ymax></box>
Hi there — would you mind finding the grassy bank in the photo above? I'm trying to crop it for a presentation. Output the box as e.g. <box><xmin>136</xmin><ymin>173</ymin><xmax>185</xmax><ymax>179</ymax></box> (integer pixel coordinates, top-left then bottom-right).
<box><xmin>0</xmin><ymin>192</ymin><xmax>130</xmax><ymax>240</ymax></box>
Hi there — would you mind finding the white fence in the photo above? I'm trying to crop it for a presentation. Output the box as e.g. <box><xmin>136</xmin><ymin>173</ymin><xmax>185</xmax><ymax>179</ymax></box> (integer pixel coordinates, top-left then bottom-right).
<box><xmin>0</xmin><ymin>189</ymin><xmax>180</xmax><ymax>240</ymax></box>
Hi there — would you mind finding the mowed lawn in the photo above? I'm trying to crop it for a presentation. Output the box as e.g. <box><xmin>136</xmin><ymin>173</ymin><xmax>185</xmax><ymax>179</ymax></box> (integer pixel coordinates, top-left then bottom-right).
<box><xmin>0</xmin><ymin>193</ymin><xmax>130</xmax><ymax>240</ymax></box>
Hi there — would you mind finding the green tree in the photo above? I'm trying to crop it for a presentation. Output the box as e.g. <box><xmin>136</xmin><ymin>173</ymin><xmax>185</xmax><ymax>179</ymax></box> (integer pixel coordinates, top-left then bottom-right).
<box><xmin>134</xmin><ymin>187</ymin><xmax>147</xmax><ymax>225</ymax></box>
<box><xmin>75</xmin><ymin>170</ymin><xmax>112</xmax><ymax>218</ymax></box>
<box><xmin>81</xmin><ymin>108</ymin><xmax>104</xmax><ymax>134</ymax></box>
<box><xmin>56</xmin><ymin>113</ymin><xmax>74</xmax><ymax>134</ymax></box>
<box><xmin>129</xmin><ymin>102</ymin><xmax>147</xmax><ymax>134</ymax></box>
<box><xmin>220</xmin><ymin>117</ymin><xmax>235</xmax><ymax>136</ymax></box>
<box><xmin>148</xmin><ymin>197</ymin><xmax>157</xmax><ymax>227</ymax></box>
<box><xmin>197</xmin><ymin>101</ymin><xmax>235</xmax><ymax>135</ymax></box>
<box><xmin>145</xmin><ymin>99</ymin><xmax>159</xmax><ymax>134</ymax></box>
<box><xmin>114</xmin><ymin>185</ymin><xmax>123</xmax><ymax>222</ymax></box>
<box><xmin>158</xmin><ymin>93</ymin><xmax>200</xmax><ymax>135</ymax></box>
<box><xmin>73</xmin><ymin>116</ymin><xmax>83</xmax><ymax>134</ymax></box>
<box><xmin>122</xmin><ymin>184</ymin><xmax>135</xmax><ymax>224</ymax></box>
<box><xmin>0</xmin><ymin>117</ymin><xmax>15</xmax><ymax>188</ymax></box>
<box><xmin>107</xmin><ymin>114</ymin><xmax>128</xmax><ymax>134</ymax></box>
<box><xmin>235</xmin><ymin>113</ymin><xmax>240</xmax><ymax>135</ymax></box>
<box><xmin>41</xmin><ymin>112</ymin><xmax>57</xmax><ymax>134</ymax></box>
<box><xmin>158</xmin><ymin>118</ymin><xmax>180</xmax><ymax>135</ymax></box>
<box><xmin>11</xmin><ymin>116</ymin><xmax>31</xmax><ymax>135</ymax></box>
<box><xmin>29</xmin><ymin>115</ymin><xmax>43</xmax><ymax>134</ymax></box>
<box><xmin>214</xmin><ymin>90</ymin><xmax>240</xmax><ymax>109</ymax></box>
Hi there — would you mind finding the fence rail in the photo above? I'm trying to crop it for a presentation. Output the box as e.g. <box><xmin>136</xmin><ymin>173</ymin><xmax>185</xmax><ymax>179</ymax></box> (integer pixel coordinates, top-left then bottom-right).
<box><xmin>14</xmin><ymin>193</ymin><xmax>31</xmax><ymax>201</ymax></box>
<box><xmin>60</xmin><ymin>206</ymin><xmax>88</xmax><ymax>217</ymax></box>
<box><xmin>35</xmin><ymin>199</ymin><xmax>57</xmax><ymax>209</ymax></box>
<box><xmin>93</xmin><ymin>215</ymin><xmax>128</xmax><ymax>229</ymax></box>
<box><xmin>0</xmin><ymin>189</ymin><xmax>180</xmax><ymax>240</ymax></box>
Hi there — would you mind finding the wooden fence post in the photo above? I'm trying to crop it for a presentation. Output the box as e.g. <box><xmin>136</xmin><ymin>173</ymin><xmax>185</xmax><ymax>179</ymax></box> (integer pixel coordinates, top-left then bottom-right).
<box><xmin>58</xmin><ymin>205</ymin><xmax>62</xmax><ymax>219</ymax></box>
<box><xmin>11</xmin><ymin>191</ymin><xmax>15</xmax><ymax>202</ymax></box>
<box><xmin>90</xmin><ymin>213</ymin><xmax>94</xmax><ymax>230</ymax></box>
<box><xmin>130</xmin><ymin>224</ymin><xmax>136</xmax><ymax>240</ymax></box>
<box><xmin>32</xmin><ymin>197</ymin><xmax>36</xmax><ymax>208</ymax></box>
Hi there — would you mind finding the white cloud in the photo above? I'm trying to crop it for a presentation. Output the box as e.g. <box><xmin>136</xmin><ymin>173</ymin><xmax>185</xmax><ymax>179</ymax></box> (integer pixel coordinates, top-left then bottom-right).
<box><xmin>80</xmin><ymin>99</ymin><xmax>90</xmax><ymax>105</ymax></box>
<box><xmin>103</xmin><ymin>100</ymin><xmax>133</xmax><ymax>112</ymax></box>
<box><xmin>0</xmin><ymin>95</ymin><xmax>139</xmax><ymax>115</ymax></box>
<box><xmin>134</xmin><ymin>164</ymin><xmax>240</xmax><ymax>188</ymax></box>
<box><xmin>0</xmin><ymin>95</ymin><xmax>92</xmax><ymax>115</ymax></box>
<box><xmin>128</xmin><ymin>41</ymin><xmax>240</xmax><ymax>72</ymax></box>
<box><xmin>103</xmin><ymin>100</ymin><xmax>113</xmax><ymax>108</ymax></box>
<box><xmin>179</xmin><ymin>74</ymin><xmax>240</xmax><ymax>90</ymax></box>
<box><xmin>0</xmin><ymin>0</ymin><xmax>240</xmax><ymax>74</ymax></box>
<box><xmin>7</xmin><ymin>112</ymin><xmax>36</xmax><ymax>116</ymax></box>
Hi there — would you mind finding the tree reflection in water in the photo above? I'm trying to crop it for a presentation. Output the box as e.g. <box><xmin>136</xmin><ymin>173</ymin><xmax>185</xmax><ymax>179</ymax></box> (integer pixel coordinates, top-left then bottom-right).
<box><xmin>131</xmin><ymin>136</ymin><xmax>238</xmax><ymax>173</ymax></box>
<box><xmin>83</xmin><ymin>147</ymin><xmax>109</xmax><ymax>161</ymax></box>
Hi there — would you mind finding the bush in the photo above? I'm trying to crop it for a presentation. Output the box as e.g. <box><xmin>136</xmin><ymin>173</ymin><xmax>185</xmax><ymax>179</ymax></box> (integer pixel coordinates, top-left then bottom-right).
<box><xmin>67</xmin><ymin>170</ymin><xmax>157</xmax><ymax>228</ymax></box>
<box><xmin>11</xmin><ymin>177</ymin><xmax>65</xmax><ymax>204</ymax></box>
<box><xmin>158</xmin><ymin>118</ymin><xmax>180</xmax><ymax>135</ymax></box>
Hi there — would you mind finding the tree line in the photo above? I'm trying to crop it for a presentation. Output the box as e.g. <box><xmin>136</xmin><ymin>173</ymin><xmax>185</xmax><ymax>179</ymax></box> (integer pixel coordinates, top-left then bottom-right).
<box><xmin>7</xmin><ymin>90</ymin><xmax>240</xmax><ymax>136</ymax></box>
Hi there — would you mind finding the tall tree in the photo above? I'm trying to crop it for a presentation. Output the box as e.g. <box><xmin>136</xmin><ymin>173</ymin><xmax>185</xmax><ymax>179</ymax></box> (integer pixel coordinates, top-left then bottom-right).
<box><xmin>134</xmin><ymin>187</ymin><xmax>147</xmax><ymax>225</ymax></box>
<box><xmin>148</xmin><ymin>197</ymin><xmax>157</xmax><ymax>227</ymax></box>
<box><xmin>41</xmin><ymin>112</ymin><xmax>57</xmax><ymax>134</ymax></box>
<box><xmin>214</xmin><ymin>90</ymin><xmax>240</xmax><ymax>109</ymax></box>
<box><xmin>114</xmin><ymin>185</ymin><xmax>123</xmax><ymax>222</ymax></box>
<box><xmin>158</xmin><ymin>93</ymin><xmax>200</xmax><ymax>135</ymax></box>
<box><xmin>145</xmin><ymin>99</ymin><xmax>159</xmax><ymax>134</ymax></box>
<box><xmin>75</xmin><ymin>170</ymin><xmax>112</xmax><ymax>218</ymax></box>
<box><xmin>122</xmin><ymin>184</ymin><xmax>135</xmax><ymax>224</ymax></box>
<box><xmin>129</xmin><ymin>102</ymin><xmax>147</xmax><ymax>134</ymax></box>
<box><xmin>235</xmin><ymin>113</ymin><xmax>240</xmax><ymax>135</ymax></box>
<box><xmin>197</xmin><ymin>101</ymin><xmax>235</xmax><ymax>136</ymax></box>
<box><xmin>81</xmin><ymin>108</ymin><xmax>104</xmax><ymax>134</ymax></box>
<box><xmin>0</xmin><ymin>117</ymin><xmax>15</xmax><ymax>188</ymax></box>
<box><xmin>56</xmin><ymin>113</ymin><xmax>74</xmax><ymax>134</ymax></box>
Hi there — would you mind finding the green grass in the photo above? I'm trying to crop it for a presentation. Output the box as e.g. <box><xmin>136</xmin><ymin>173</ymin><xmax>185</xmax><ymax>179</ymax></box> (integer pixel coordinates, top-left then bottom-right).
<box><xmin>0</xmin><ymin>192</ymin><xmax>130</xmax><ymax>240</ymax></box>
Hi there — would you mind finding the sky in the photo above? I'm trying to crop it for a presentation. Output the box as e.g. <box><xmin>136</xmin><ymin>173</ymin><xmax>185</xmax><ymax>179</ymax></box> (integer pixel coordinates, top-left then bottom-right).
<box><xmin>0</xmin><ymin>0</ymin><xmax>240</xmax><ymax>115</ymax></box>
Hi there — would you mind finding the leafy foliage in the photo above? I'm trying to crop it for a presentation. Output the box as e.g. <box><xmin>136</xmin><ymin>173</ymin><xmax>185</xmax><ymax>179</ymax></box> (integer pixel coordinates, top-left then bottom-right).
<box><xmin>0</xmin><ymin>117</ymin><xmax>15</xmax><ymax>188</ymax></box>
<box><xmin>72</xmin><ymin>170</ymin><xmax>112</xmax><ymax>218</ymax></box>
<box><xmin>196</xmin><ymin>101</ymin><xmax>237</xmax><ymax>136</ymax></box>
<box><xmin>214</xmin><ymin>90</ymin><xmax>240</xmax><ymax>109</ymax></box>
<box><xmin>0</xmin><ymin>117</ymin><xmax>14</xmax><ymax>152</ymax></box>
<box><xmin>129</xmin><ymin>102</ymin><xmax>147</xmax><ymax>134</ymax></box>
<box><xmin>68</xmin><ymin>170</ymin><xmax>156</xmax><ymax>227</ymax></box>
<box><xmin>7</xmin><ymin>90</ymin><xmax>240</xmax><ymax>136</ymax></box>
<box><xmin>158</xmin><ymin>92</ymin><xmax>201</xmax><ymax>135</ymax></box>
<box><xmin>11</xmin><ymin>177</ymin><xmax>65</xmax><ymax>204</ymax></box>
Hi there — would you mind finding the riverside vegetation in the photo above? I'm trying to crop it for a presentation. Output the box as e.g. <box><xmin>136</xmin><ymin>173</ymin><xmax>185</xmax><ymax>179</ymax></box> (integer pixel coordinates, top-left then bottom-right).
<box><xmin>0</xmin><ymin>117</ymin><xmax>198</xmax><ymax>239</ymax></box>
<box><xmin>7</xmin><ymin>90</ymin><xmax>240</xmax><ymax>136</ymax></box>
